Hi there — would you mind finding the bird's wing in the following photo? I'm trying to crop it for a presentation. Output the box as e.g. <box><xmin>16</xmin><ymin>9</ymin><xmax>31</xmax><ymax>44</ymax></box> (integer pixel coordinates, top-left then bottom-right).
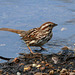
<box><xmin>21</xmin><ymin>27</ymin><xmax>48</xmax><ymax>42</ymax></box>
<box><xmin>21</xmin><ymin>28</ymin><xmax>39</xmax><ymax>41</ymax></box>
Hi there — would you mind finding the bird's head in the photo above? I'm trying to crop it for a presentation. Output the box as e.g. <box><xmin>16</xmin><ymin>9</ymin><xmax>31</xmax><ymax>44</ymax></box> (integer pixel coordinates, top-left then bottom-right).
<box><xmin>40</xmin><ymin>22</ymin><xmax>57</xmax><ymax>30</ymax></box>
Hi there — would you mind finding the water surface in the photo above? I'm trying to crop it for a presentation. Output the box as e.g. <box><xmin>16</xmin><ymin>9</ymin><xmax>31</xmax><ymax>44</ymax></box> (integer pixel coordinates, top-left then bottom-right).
<box><xmin>0</xmin><ymin>0</ymin><xmax>75</xmax><ymax>62</ymax></box>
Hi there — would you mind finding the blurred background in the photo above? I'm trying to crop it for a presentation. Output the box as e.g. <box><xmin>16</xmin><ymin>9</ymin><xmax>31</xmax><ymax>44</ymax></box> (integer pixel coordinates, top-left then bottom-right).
<box><xmin>0</xmin><ymin>0</ymin><xmax>75</xmax><ymax>62</ymax></box>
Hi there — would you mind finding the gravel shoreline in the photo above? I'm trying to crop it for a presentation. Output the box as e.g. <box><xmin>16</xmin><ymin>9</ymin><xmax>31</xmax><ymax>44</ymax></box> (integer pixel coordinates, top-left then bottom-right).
<box><xmin>0</xmin><ymin>46</ymin><xmax>75</xmax><ymax>75</ymax></box>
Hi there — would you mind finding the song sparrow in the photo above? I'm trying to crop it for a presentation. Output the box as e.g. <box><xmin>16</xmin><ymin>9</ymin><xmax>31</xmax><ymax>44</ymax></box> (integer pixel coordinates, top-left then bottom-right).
<box><xmin>0</xmin><ymin>22</ymin><xmax>57</xmax><ymax>54</ymax></box>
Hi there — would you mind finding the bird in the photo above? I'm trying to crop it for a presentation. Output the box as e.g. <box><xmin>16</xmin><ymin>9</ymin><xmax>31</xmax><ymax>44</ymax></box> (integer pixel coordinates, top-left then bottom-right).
<box><xmin>0</xmin><ymin>22</ymin><xmax>57</xmax><ymax>54</ymax></box>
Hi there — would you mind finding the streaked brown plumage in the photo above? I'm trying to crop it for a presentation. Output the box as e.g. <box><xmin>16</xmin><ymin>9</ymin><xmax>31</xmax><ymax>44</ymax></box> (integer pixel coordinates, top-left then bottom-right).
<box><xmin>0</xmin><ymin>22</ymin><xmax>57</xmax><ymax>54</ymax></box>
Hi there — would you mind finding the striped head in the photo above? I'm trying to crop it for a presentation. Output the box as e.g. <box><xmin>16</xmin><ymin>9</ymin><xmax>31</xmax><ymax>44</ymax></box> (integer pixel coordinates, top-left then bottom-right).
<box><xmin>40</xmin><ymin>22</ymin><xmax>57</xmax><ymax>30</ymax></box>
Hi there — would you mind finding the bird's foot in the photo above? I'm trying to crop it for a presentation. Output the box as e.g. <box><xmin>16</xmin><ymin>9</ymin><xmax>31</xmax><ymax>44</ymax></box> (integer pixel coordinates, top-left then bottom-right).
<box><xmin>27</xmin><ymin>46</ymin><xmax>41</xmax><ymax>55</ymax></box>
<box><xmin>40</xmin><ymin>46</ymin><xmax>47</xmax><ymax>51</ymax></box>
<box><xmin>31</xmin><ymin>52</ymin><xmax>41</xmax><ymax>55</ymax></box>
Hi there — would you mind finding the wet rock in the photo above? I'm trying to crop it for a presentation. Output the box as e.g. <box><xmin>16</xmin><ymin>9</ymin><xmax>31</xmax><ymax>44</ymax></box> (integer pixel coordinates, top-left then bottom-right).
<box><xmin>61</xmin><ymin>46</ymin><xmax>70</xmax><ymax>50</ymax></box>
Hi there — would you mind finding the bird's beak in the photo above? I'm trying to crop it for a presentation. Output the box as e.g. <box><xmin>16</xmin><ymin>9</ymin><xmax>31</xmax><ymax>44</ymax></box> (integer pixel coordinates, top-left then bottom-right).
<box><xmin>54</xmin><ymin>24</ymin><xmax>58</xmax><ymax>26</ymax></box>
<box><xmin>53</xmin><ymin>23</ymin><xmax>58</xmax><ymax>27</ymax></box>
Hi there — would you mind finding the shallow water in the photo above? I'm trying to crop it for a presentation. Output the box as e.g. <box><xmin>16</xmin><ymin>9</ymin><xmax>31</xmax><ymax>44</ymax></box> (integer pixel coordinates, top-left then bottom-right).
<box><xmin>0</xmin><ymin>0</ymin><xmax>75</xmax><ymax>62</ymax></box>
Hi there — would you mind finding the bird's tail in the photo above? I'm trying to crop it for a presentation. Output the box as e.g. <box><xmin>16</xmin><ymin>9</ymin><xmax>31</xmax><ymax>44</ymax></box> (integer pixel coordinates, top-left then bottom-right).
<box><xmin>0</xmin><ymin>28</ymin><xmax>24</xmax><ymax>34</ymax></box>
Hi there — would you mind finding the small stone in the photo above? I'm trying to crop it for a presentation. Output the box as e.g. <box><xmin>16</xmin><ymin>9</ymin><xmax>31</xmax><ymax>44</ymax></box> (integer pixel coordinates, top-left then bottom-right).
<box><xmin>58</xmin><ymin>67</ymin><xmax>61</xmax><ymax>69</ymax></box>
<box><xmin>36</xmin><ymin>61</ymin><xmax>40</xmax><ymax>64</ymax></box>
<box><xmin>60</xmin><ymin>68</ymin><xmax>67</xmax><ymax>73</ymax></box>
<box><xmin>34</xmin><ymin>72</ymin><xmax>42</xmax><ymax>75</ymax></box>
<box><xmin>69</xmin><ymin>62</ymin><xmax>74</xmax><ymax>65</ymax></box>
<box><xmin>68</xmin><ymin>69</ymin><xmax>71</xmax><ymax>72</ymax></box>
<box><xmin>23</xmin><ymin>66</ymin><xmax>31</xmax><ymax>72</ymax></box>
<box><xmin>17</xmin><ymin>72</ymin><xmax>21</xmax><ymax>75</ymax></box>
<box><xmin>12</xmin><ymin>58</ymin><xmax>20</xmax><ymax>63</ymax></box>
<box><xmin>45</xmin><ymin>63</ymin><xmax>49</xmax><ymax>66</ymax></box>
<box><xmin>32</xmin><ymin>64</ymin><xmax>37</xmax><ymax>67</ymax></box>
<box><xmin>36</xmin><ymin>64</ymin><xmax>41</xmax><ymax>68</ymax></box>
<box><xmin>73</xmin><ymin>70</ymin><xmax>75</xmax><ymax>72</ymax></box>
<box><xmin>57</xmin><ymin>69</ymin><xmax>60</xmax><ymax>73</ymax></box>
<box><xmin>34</xmin><ymin>72</ymin><xmax>47</xmax><ymax>75</ymax></box>
<box><xmin>69</xmin><ymin>72</ymin><xmax>75</xmax><ymax>75</ymax></box>
<box><xmin>49</xmin><ymin>70</ymin><xmax>54</xmax><ymax>75</ymax></box>
<box><xmin>52</xmin><ymin>56</ymin><xmax>58</xmax><ymax>64</ymax></box>
<box><xmin>40</xmin><ymin>67</ymin><xmax>45</xmax><ymax>71</ymax></box>
<box><xmin>48</xmin><ymin>65</ymin><xmax>54</xmax><ymax>69</ymax></box>
<box><xmin>3</xmin><ymin>72</ymin><xmax>9</xmax><ymax>75</ymax></box>
<box><xmin>19</xmin><ymin>63</ymin><xmax>24</xmax><ymax>66</ymax></box>
<box><xmin>60</xmin><ymin>73</ymin><xmax>69</xmax><ymax>75</ymax></box>
<box><xmin>0</xmin><ymin>69</ymin><xmax>3</xmax><ymax>74</ymax></box>
<box><xmin>41</xmin><ymin>61</ymin><xmax>45</xmax><ymax>64</ymax></box>
<box><xmin>42</xmin><ymin>73</ymin><xmax>47</xmax><ymax>75</ymax></box>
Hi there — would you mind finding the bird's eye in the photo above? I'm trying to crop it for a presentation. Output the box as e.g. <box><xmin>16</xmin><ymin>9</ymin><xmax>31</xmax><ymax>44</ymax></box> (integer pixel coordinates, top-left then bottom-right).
<box><xmin>49</xmin><ymin>24</ymin><xmax>51</xmax><ymax>26</ymax></box>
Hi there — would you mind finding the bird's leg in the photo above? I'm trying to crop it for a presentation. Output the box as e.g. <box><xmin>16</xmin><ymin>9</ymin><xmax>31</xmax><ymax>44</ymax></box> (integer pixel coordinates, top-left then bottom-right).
<box><xmin>27</xmin><ymin>46</ymin><xmax>41</xmax><ymax>54</ymax></box>
<box><xmin>27</xmin><ymin>46</ymin><xmax>34</xmax><ymax>54</ymax></box>
<box><xmin>40</xmin><ymin>46</ymin><xmax>47</xmax><ymax>51</ymax></box>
